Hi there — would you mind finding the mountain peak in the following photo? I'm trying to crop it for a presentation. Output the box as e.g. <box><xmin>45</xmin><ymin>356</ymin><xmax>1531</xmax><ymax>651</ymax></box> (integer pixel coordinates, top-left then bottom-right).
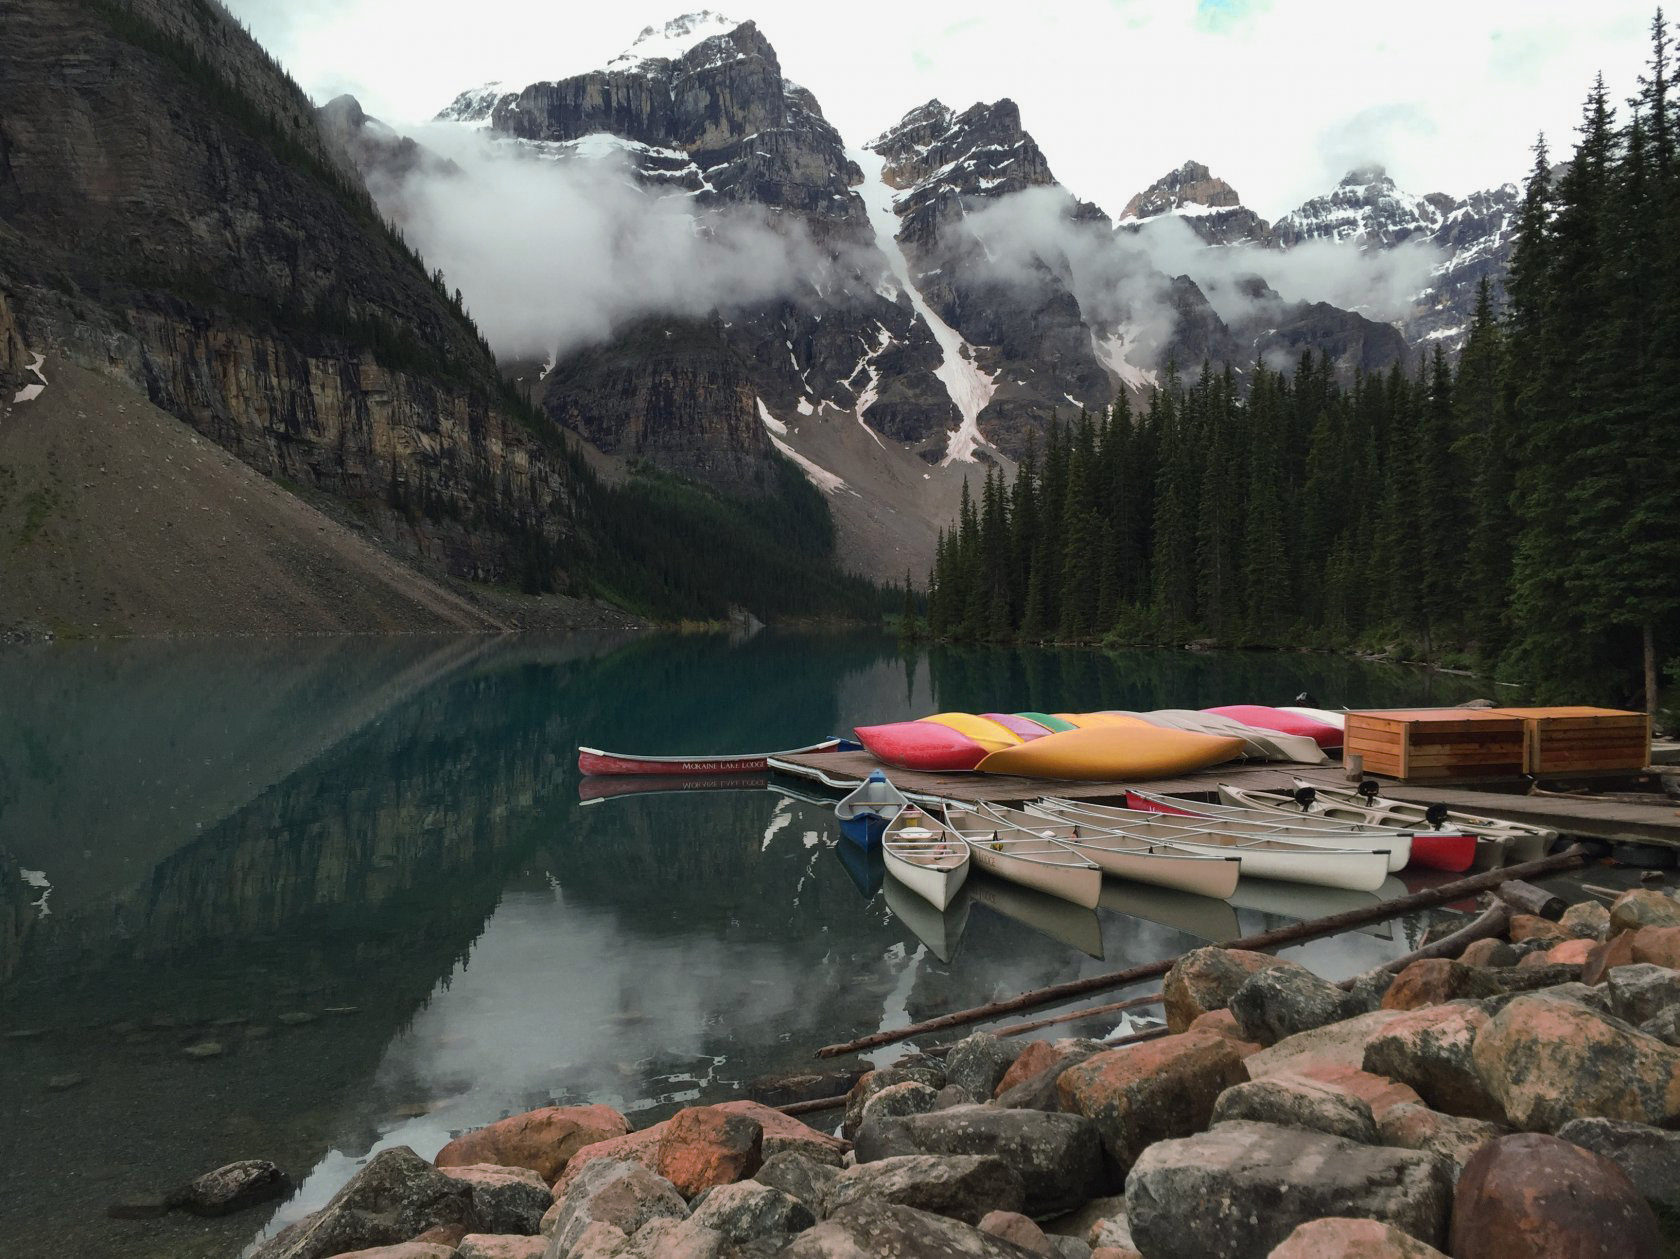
<box><xmin>1121</xmin><ymin>159</ymin><xmax>1243</xmax><ymax>220</ymax></box>
<box><xmin>1340</xmin><ymin>163</ymin><xmax>1389</xmax><ymax>187</ymax></box>
<box><xmin>608</xmin><ymin>11</ymin><xmax>740</xmax><ymax>70</ymax></box>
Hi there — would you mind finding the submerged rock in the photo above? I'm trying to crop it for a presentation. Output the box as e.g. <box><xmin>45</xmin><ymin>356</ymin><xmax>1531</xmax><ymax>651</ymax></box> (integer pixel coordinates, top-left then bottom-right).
<box><xmin>167</xmin><ymin>1158</ymin><xmax>291</xmax><ymax>1216</ymax></box>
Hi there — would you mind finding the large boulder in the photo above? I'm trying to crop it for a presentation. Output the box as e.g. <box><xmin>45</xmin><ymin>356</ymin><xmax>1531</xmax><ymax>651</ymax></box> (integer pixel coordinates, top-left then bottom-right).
<box><xmin>656</xmin><ymin>1106</ymin><xmax>762</xmax><ymax>1199</ymax></box>
<box><xmin>1381</xmin><ymin>960</ymin><xmax>1496</xmax><ymax>1010</ymax></box>
<box><xmin>859</xmin><ymin>1080</ymin><xmax>938</xmax><ymax>1129</ymax></box>
<box><xmin>944</xmin><ymin>1032</ymin><xmax>1019</xmax><ymax>1101</ymax></box>
<box><xmin>1229</xmin><ymin>967</ymin><xmax>1360</xmax><ymax>1045</ymax></box>
<box><xmin>1449</xmin><ymin>1133</ymin><xmax>1661</xmax><ymax>1258</ymax></box>
<box><xmin>685</xmin><ymin>1180</ymin><xmax>814</xmax><ymax>1246</ymax></box>
<box><xmin>1561</xmin><ymin>900</ymin><xmax>1611</xmax><ymax>940</ymax></box>
<box><xmin>435</xmin><ymin>1106</ymin><xmax>630</xmax><ymax>1186</ymax></box>
<box><xmin>1163</xmin><ymin>948</ymin><xmax>1304</xmax><ymax>1033</ymax></box>
<box><xmin>551</xmin><ymin>1128</ymin><xmax>664</xmax><ymax>1197</ymax></box>
<box><xmin>752</xmin><ymin>1150</ymin><xmax>841</xmax><ymax>1213</ymax></box>
<box><xmin>822</xmin><ymin>1154</ymin><xmax>1025</xmax><ymax>1225</ymax></box>
<box><xmin>1057</xmin><ymin>1031</ymin><xmax>1248</xmax><ymax>1168</ymax></box>
<box><xmin>993</xmin><ymin>1038</ymin><xmax>1107</xmax><ymax>1111</ymax></box>
<box><xmin>1555</xmin><ymin>1117</ymin><xmax>1680</xmax><ymax>1212</ymax></box>
<box><xmin>782</xmin><ymin>1199</ymin><xmax>1049</xmax><ymax>1257</ymax></box>
<box><xmin>841</xmin><ymin>1067</ymin><xmax>944</xmax><ymax>1139</ymax></box>
<box><xmin>247</xmin><ymin>1147</ymin><xmax>473</xmax><ymax>1259</ymax></box>
<box><xmin>712</xmin><ymin>1100</ymin><xmax>846</xmax><ymax>1164</ymax></box>
<box><xmin>1125</xmin><ymin>1121</ymin><xmax>1452</xmax><ymax>1259</ymax></box>
<box><xmin>543</xmin><ymin>1158</ymin><xmax>688</xmax><ymax>1258</ymax></box>
<box><xmin>166</xmin><ymin>1159</ymin><xmax>291</xmax><ymax>1216</ymax></box>
<box><xmin>1606</xmin><ymin>963</ymin><xmax>1680</xmax><ymax>1025</ymax></box>
<box><xmin>614</xmin><ymin>1216</ymin><xmax>727</xmax><ymax>1258</ymax></box>
<box><xmin>438</xmin><ymin>1165</ymin><xmax>548</xmax><ymax>1235</ymax></box>
<box><xmin>1609</xmin><ymin>889</ymin><xmax>1680</xmax><ymax>937</ymax></box>
<box><xmin>1209</xmin><ymin>1074</ymin><xmax>1378</xmax><ymax>1143</ymax></box>
<box><xmin>1265</xmin><ymin>1218</ymin><xmax>1449</xmax><ymax>1257</ymax></box>
<box><xmin>1243</xmin><ymin>1010</ymin><xmax>1405</xmax><ymax>1080</ymax></box>
<box><xmin>853</xmin><ymin>1104</ymin><xmax>1109</xmax><ymax>1216</ymax></box>
<box><xmin>1376</xmin><ymin>1104</ymin><xmax>1504</xmax><ymax>1181</ymax></box>
<box><xmin>1361</xmin><ymin>1003</ymin><xmax>1502</xmax><ymax>1122</ymax></box>
<box><xmin>1471</xmin><ymin>994</ymin><xmax>1680</xmax><ymax>1131</ymax></box>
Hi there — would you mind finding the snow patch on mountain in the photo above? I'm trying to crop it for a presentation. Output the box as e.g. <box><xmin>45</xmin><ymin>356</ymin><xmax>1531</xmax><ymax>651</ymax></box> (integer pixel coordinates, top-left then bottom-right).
<box><xmin>434</xmin><ymin>82</ymin><xmax>512</xmax><ymax>125</ymax></box>
<box><xmin>759</xmin><ymin>398</ymin><xmax>850</xmax><ymax>494</ymax></box>
<box><xmin>1092</xmin><ymin>329</ymin><xmax>1157</xmax><ymax>393</ymax></box>
<box><xmin>850</xmin><ymin>146</ymin><xmax>996</xmax><ymax>465</ymax></box>
<box><xmin>607</xmin><ymin>11</ymin><xmax>740</xmax><ymax>71</ymax></box>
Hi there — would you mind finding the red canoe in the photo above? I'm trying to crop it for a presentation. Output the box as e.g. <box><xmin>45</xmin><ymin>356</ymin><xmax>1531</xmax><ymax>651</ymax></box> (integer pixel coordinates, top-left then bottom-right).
<box><xmin>577</xmin><ymin>739</ymin><xmax>844</xmax><ymax>777</ymax></box>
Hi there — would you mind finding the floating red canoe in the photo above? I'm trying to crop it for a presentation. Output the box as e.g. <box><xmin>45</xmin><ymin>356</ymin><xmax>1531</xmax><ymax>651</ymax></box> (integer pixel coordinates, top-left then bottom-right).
<box><xmin>577</xmin><ymin>739</ymin><xmax>845</xmax><ymax>777</ymax></box>
<box><xmin>1409</xmin><ymin>832</ymin><xmax>1477</xmax><ymax>873</ymax></box>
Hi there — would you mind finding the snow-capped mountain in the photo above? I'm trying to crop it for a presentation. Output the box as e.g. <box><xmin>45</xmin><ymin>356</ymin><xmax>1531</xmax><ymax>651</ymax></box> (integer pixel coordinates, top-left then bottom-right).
<box><xmin>1118</xmin><ymin>160</ymin><xmax>1273</xmax><ymax>247</ymax></box>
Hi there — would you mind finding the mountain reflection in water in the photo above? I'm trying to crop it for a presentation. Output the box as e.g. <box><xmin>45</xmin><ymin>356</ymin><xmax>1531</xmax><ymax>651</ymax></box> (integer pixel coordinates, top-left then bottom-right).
<box><xmin>0</xmin><ymin>633</ymin><xmax>1482</xmax><ymax>1259</ymax></box>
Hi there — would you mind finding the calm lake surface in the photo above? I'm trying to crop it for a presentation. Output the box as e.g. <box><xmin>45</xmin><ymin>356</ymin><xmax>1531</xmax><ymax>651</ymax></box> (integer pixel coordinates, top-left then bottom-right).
<box><xmin>0</xmin><ymin>632</ymin><xmax>1492</xmax><ymax>1257</ymax></box>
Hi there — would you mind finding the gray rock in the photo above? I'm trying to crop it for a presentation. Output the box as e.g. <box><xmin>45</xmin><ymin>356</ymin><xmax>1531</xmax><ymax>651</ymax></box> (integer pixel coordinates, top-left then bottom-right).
<box><xmin>1229</xmin><ymin>966</ymin><xmax>1360</xmax><ymax>1045</ymax></box>
<box><xmin>166</xmin><ymin>1159</ymin><xmax>291</xmax><ymax>1216</ymax></box>
<box><xmin>1607</xmin><ymin>964</ymin><xmax>1680</xmax><ymax>1026</ymax></box>
<box><xmin>544</xmin><ymin>1158</ymin><xmax>687</xmax><ymax>1259</ymax></box>
<box><xmin>1377</xmin><ymin>1103</ymin><xmax>1505</xmax><ymax>1181</ymax></box>
<box><xmin>1341</xmin><ymin>967</ymin><xmax>1397</xmax><ymax>1013</ymax></box>
<box><xmin>1210</xmin><ymin>1075</ymin><xmax>1378</xmax><ymax>1143</ymax></box>
<box><xmin>853</xmin><ymin>1103</ymin><xmax>1110</xmax><ymax>1216</ymax></box>
<box><xmin>1561</xmin><ymin>901</ymin><xmax>1611</xmax><ymax>940</ymax></box>
<box><xmin>615</xmin><ymin>1216</ymin><xmax>726</xmax><ymax>1258</ymax></box>
<box><xmin>1556</xmin><ymin>1117</ymin><xmax>1680</xmax><ymax>1210</ymax></box>
<box><xmin>1049</xmin><ymin>1239</ymin><xmax>1092</xmax><ymax>1259</ymax></box>
<box><xmin>1125</xmin><ymin>1120</ymin><xmax>1453</xmax><ymax>1259</ymax></box>
<box><xmin>823</xmin><ymin>1154</ymin><xmax>1024</xmax><ymax>1225</ymax></box>
<box><xmin>993</xmin><ymin>1039</ymin><xmax>1105</xmax><ymax>1111</ymax></box>
<box><xmin>1641</xmin><ymin>1006</ymin><xmax>1680</xmax><ymax>1047</ymax></box>
<box><xmin>781</xmin><ymin>1199</ymin><xmax>1043</xmax><ymax>1258</ymax></box>
<box><xmin>934</xmin><ymin>1084</ymin><xmax>975</xmax><ymax>1110</ymax></box>
<box><xmin>245</xmin><ymin>1146</ymin><xmax>472</xmax><ymax>1259</ymax></box>
<box><xmin>943</xmin><ymin>1032</ymin><xmax>1018</xmax><ymax>1101</ymax></box>
<box><xmin>841</xmin><ymin>1067</ymin><xmax>944</xmax><ymax>1139</ymax></box>
<box><xmin>858</xmin><ymin>1080</ymin><xmax>938</xmax><ymax>1129</ymax></box>
<box><xmin>1480</xmin><ymin>981</ymin><xmax>1613</xmax><ymax>1016</ymax></box>
<box><xmin>439</xmin><ymin>1164</ymin><xmax>549</xmax><ymax>1235</ymax></box>
<box><xmin>685</xmin><ymin>1180</ymin><xmax>813</xmax><ymax>1244</ymax></box>
<box><xmin>751</xmin><ymin>1151</ymin><xmax>840</xmax><ymax>1212</ymax></box>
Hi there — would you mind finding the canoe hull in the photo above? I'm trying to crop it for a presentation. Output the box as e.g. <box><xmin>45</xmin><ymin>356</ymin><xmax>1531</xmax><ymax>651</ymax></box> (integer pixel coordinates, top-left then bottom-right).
<box><xmin>962</xmin><ymin>840</ymin><xmax>1103</xmax><ymax>908</ymax></box>
<box><xmin>976</xmin><ymin>725</ymin><xmax>1244</xmax><ymax>781</ymax></box>
<box><xmin>1062</xmin><ymin>840</ymin><xmax>1241</xmax><ymax>899</ymax></box>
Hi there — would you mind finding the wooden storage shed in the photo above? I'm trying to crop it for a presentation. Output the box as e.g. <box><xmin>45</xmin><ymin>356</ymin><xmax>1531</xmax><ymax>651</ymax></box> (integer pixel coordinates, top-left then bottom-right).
<box><xmin>1343</xmin><ymin>709</ymin><xmax>1527</xmax><ymax>782</ymax></box>
<box><xmin>1490</xmin><ymin>707</ymin><xmax>1651</xmax><ymax>776</ymax></box>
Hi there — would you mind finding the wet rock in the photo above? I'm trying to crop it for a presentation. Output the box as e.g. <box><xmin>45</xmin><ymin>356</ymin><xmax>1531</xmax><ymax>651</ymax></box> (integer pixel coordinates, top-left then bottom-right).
<box><xmin>1472</xmin><ymin>994</ymin><xmax>1680</xmax><ymax>1131</ymax></box>
<box><xmin>1508</xmin><ymin>914</ymin><xmax>1569</xmax><ymax>944</ymax></box>
<box><xmin>455</xmin><ymin>1236</ymin><xmax>546</xmax><ymax>1259</ymax></box>
<box><xmin>1125</xmin><ymin>1120</ymin><xmax>1452</xmax><ymax>1259</ymax></box>
<box><xmin>980</xmin><ymin>1209</ymin><xmax>1053</xmax><ymax>1255</ymax></box>
<box><xmin>543</xmin><ymin>1158</ymin><xmax>688</xmax><ymax>1258</ymax></box>
<box><xmin>1449</xmin><ymin>1132</ymin><xmax>1661</xmax><ymax>1258</ymax></box>
<box><xmin>995</xmin><ymin>1039</ymin><xmax>1106</xmax><ymax>1111</ymax></box>
<box><xmin>183</xmin><ymin>1040</ymin><xmax>225</xmax><ymax>1058</ymax></box>
<box><xmin>1607</xmin><ymin>962</ymin><xmax>1680</xmax><ymax>1025</ymax></box>
<box><xmin>686</xmin><ymin>1180</ymin><xmax>814</xmax><ymax>1245</ymax></box>
<box><xmin>852</xmin><ymin>1103</ymin><xmax>1108</xmax><ymax>1216</ymax></box>
<box><xmin>246</xmin><ymin>1146</ymin><xmax>472</xmax><ymax>1259</ymax></box>
<box><xmin>841</xmin><ymin>1067</ymin><xmax>944</xmax><ymax>1138</ymax></box>
<box><xmin>1230</xmin><ymin>966</ymin><xmax>1361</xmax><ymax>1045</ymax></box>
<box><xmin>1210</xmin><ymin>1073</ymin><xmax>1378</xmax><ymax>1143</ymax></box>
<box><xmin>45</xmin><ymin>1073</ymin><xmax>85</xmax><ymax>1091</ymax></box>
<box><xmin>1377</xmin><ymin>1103</ymin><xmax>1504</xmax><ymax>1180</ymax></box>
<box><xmin>712</xmin><ymin>1100</ymin><xmax>847</xmax><ymax>1164</ymax></box>
<box><xmin>278</xmin><ymin>1011</ymin><xmax>317</xmax><ymax>1026</ymax></box>
<box><xmin>782</xmin><ymin>1199</ymin><xmax>1044</xmax><ymax>1257</ymax></box>
<box><xmin>435</xmin><ymin>1104</ymin><xmax>631</xmax><ymax>1185</ymax></box>
<box><xmin>1266</xmin><ymin>1217</ymin><xmax>1449</xmax><ymax>1257</ymax></box>
<box><xmin>438</xmin><ymin>1164</ymin><xmax>548</xmax><ymax>1234</ymax></box>
<box><xmin>1163</xmin><ymin>947</ymin><xmax>1304</xmax><ymax>1032</ymax></box>
<box><xmin>1459</xmin><ymin>939</ymin><xmax>1518</xmax><ymax>968</ymax></box>
<box><xmin>1555</xmin><ymin>1117</ymin><xmax>1680</xmax><ymax>1211</ymax></box>
<box><xmin>824</xmin><ymin>1153</ymin><xmax>1024</xmax><ymax>1224</ymax></box>
<box><xmin>1244</xmin><ymin>1010</ymin><xmax>1405</xmax><ymax>1079</ymax></box>
<box><xmin>944</xmin><ymin>1031</ymin><xmax>1018</xmax><ymax>1101</ymax></box>
<box><xmin>167</xmin><ymin>1158</ymin><xmax>291</xmax><ymax>1216</ymax></box>
<box><xmin>740</xmin><ymin>1070</ymin><xmax>862</xmax><ymax>1109</ymax></box>
<box><xmin>752</xmin><ymin>1151</ymin><xmax>840</xmax><ymax>1212</ymax></box>
<box><xmin>1561</xmin><ymin>900</ymin><xmax>1611</xmax><ymax>940</ymax></box>
<box><xmin>858</xmin><ymin>1080</ymin><xmax>938</xmax><ymax>1129</ymax></box>
<box><xmin>1609</xmin><ymin>889</ymin><xmax>1680</xmax><ymax>937</ymax></box>
<box><xmin>1362</xmin><ymin>1002</ymin><xmax>1502</xmax><ymax>1121</ymax></box>
<box><xmin>1057</xmin><ymin>1030</ymin><xmax>1248</xmax><ymax>1169</ymax></box>
<box><xmin>656</xmin><ymin>1106</ymin><xmax>762</xmax><ymax>1198</ymax></box>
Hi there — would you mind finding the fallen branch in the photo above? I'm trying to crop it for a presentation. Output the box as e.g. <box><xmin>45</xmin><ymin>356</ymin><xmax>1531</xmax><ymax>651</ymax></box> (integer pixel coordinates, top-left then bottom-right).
<box><xmin>925</xmin><ymin>991</ymin><xmax>1164</xmax><ymax>1055</ymax></box>
<box><xmin>816</xmin><ymin>845</ymin><xmax>1588</xmax><ymax>1059</ymax></box>
<box><xmin>777</xmin><ymin>1094</ymin><xmax>850</xmax><ymax>1116</ymax></box>
<box><xmin>1492</xmin><ymin>879</ymin><xmax>1565</xmax><ymax>920</ymax></box>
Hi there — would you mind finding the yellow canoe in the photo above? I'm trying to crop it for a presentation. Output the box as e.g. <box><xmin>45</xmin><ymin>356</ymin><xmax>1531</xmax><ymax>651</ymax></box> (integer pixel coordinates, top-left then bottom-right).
<box><xmin>976</xmin><ymin>725</ymin><xmax>1245</xmax><ymax>781</ymax></box>
<box><xmin>919</xmin><ymin>712</ymin><xmax>1024</xmax><ymax>753</ymax></box>
<box><xmin>1053</xmin><ymin>712</ymin><xmax>1153</xmax><ymax>730</ymax></box>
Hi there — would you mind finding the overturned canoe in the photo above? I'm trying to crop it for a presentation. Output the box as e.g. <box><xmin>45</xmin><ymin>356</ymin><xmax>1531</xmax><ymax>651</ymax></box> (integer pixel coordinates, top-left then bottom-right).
<box><xmin>1204</xmin><ymin>705</ymin><xmax>1344</xmax><ymax>750</ymax></box>
<box><xmin>976</xmin><ymin>725</ymin><xmax>1244</xmax><ymax>782</ymax></box>
<box><xmin>1121</xmin><ymin>710</ymin><xmax>1331</xmax><ymax>764</ymax></box>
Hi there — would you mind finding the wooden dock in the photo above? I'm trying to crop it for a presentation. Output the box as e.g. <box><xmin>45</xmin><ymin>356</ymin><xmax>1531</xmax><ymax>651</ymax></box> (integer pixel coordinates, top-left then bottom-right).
<box><xmin>771</xmin><ymin>751</ymin><xmax>1680</xmax><ymax>848</ymax></box>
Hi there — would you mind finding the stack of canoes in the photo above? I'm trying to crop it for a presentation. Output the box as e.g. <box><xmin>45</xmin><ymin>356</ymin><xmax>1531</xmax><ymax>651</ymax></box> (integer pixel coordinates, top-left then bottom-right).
<box><xmin>852</xmin><ymin>704</ymin><xmax>1347</xmax><ymax>780</ymax></box>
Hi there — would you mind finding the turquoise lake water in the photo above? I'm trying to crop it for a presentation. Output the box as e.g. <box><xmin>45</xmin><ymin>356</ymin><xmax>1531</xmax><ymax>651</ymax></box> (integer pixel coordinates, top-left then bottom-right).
<box><xmin>0</xmin><ymin>632</ymin><xmax>1492</xmax><ymax>1257</ymax></box>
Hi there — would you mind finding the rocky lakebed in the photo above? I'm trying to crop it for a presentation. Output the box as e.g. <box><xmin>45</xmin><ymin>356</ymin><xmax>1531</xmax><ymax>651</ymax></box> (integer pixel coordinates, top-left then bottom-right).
<box><xmin>115</xmin><ymin>884</ymin><xmax>1680</xmax><ymax>1259</ymax></box>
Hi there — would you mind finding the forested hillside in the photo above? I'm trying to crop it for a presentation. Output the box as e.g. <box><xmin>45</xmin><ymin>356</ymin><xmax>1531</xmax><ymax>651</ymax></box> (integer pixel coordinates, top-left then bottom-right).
<box><xmin>920</xmin><ymin>13</ymin><xmax>1680</xmax><ymax>711</ymax></box>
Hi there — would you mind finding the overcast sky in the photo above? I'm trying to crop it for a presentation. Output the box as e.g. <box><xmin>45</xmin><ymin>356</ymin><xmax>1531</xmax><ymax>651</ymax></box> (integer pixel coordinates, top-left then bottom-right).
<box><xmin>227</xmin><ymin>0</ymin><xmax>1658</xmax><ymax>218</ymax></box>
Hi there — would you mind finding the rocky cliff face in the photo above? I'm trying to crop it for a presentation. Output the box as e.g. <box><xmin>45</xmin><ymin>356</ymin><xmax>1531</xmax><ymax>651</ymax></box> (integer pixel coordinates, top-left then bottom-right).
<box><xmin>1119</xmin><ymin>160</ymin><xmax>1273</xmax><ymax>247</ymax></box>
<box><xmin>0</xmin><ymin>0</ymin><xmax>580</xmax><ymax>588</ymax></box>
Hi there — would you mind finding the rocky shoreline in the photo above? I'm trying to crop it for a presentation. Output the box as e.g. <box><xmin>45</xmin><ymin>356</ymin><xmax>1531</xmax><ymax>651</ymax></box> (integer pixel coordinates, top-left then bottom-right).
<box><xmin>159</xmin><ymin>884</ymin><xmax>1680</xmax><ymax>1258</ymax></box>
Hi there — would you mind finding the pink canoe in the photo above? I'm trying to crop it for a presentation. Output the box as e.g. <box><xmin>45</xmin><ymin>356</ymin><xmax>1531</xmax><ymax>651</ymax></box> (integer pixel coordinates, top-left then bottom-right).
<box><xmin>1204</xmin><ymin>705</ymin><xmax>1343</xmax><ymax>749</ymax></box>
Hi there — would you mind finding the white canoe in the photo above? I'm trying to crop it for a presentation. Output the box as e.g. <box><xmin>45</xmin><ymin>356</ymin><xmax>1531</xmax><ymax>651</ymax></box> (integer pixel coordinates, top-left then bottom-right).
<box><xmin>1120</xmin><ymin>787</ymin><xmax>1414</xmax><ymax>872</ymax></box>
<box><xmin>1121</xmin><ymin>710</ymin><xmax>1331</xmax><ymax>764</ymax></box>
<box><xmin>1279</xmin><ymin>778</ymin><xmax>1555</xmax><ymax>865</ymax></box>
<box><xmin>883</xmin><ymin>873</ymin><xmax>970</xmax><ymax>963</ymax></box>
<box><xmin>882</xmin><ymin>807</ymin><xmax>971</xmax><ymax>909</ymax></box>
<box><xmin>941</xmin><ymin>804</ymin><xmax>1104</xmax><ymax>908</ymax></box>
<box><xmin>1034</xmin><ymin>796</ymin><xmax>1404</xmax><ymax>874</ymax></box>
<box><xmin>979</xmin><ymin>803</ymin><xmax>1241</xmax><ymax>899</ymax></box>
<box><xmin>1023</xmin><ymin>801</ymin><xmax>1391</xmax><ymax>892</ymax></box>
